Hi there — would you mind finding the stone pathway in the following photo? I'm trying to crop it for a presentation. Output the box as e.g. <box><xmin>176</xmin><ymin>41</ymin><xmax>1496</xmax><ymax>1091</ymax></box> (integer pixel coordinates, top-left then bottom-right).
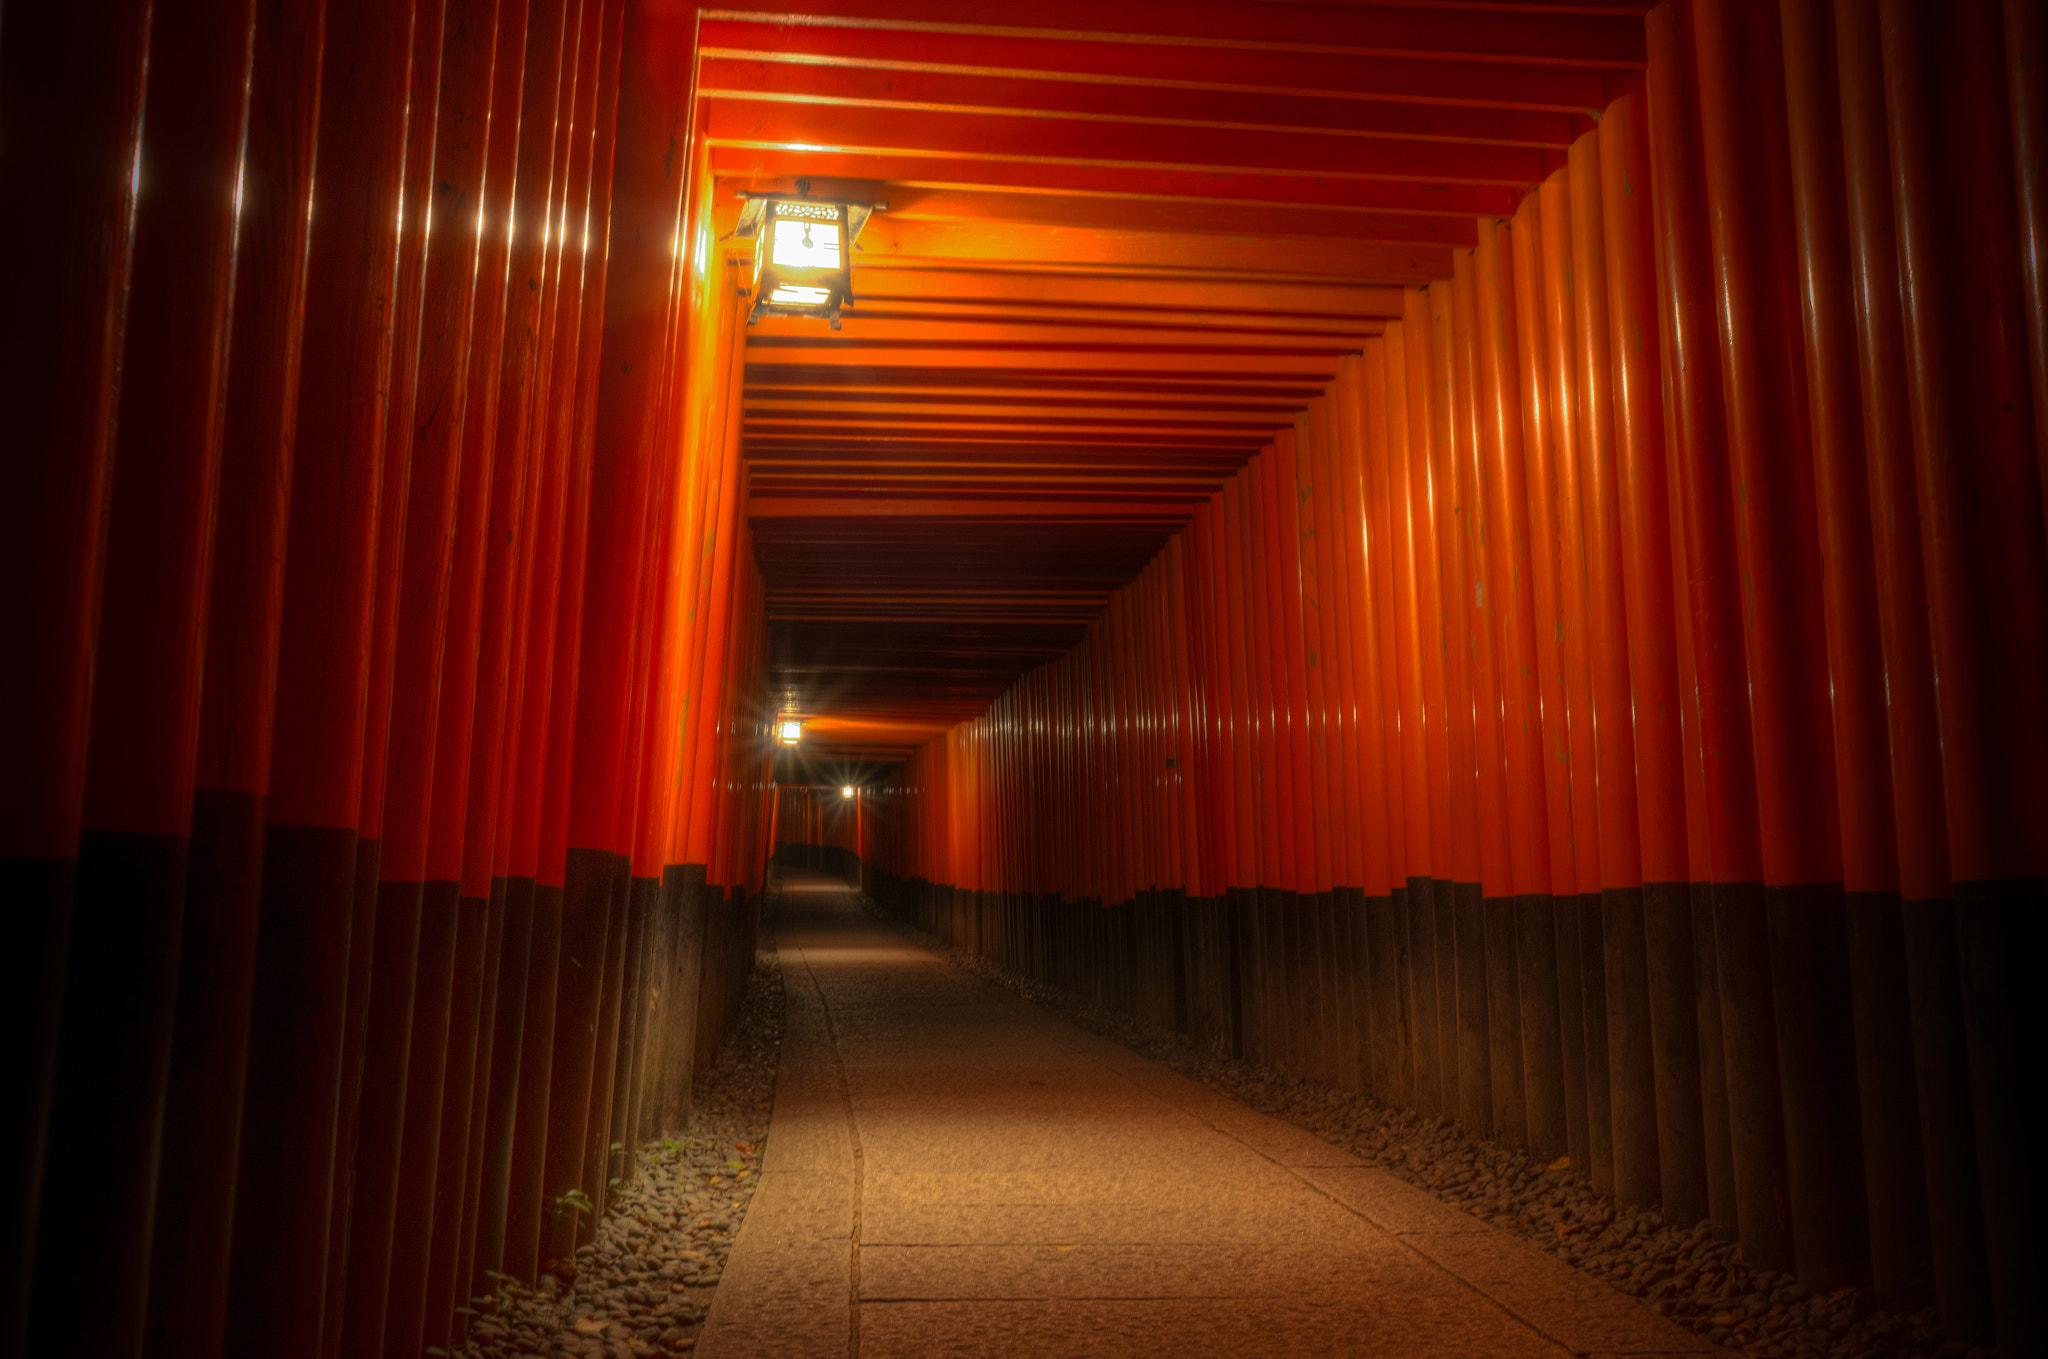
<box><xmin>886</xmin><ymin>905</ymin><xmax>1964</xmax><ymax>1359</ymax></box>
<box><xmin>700</xmin><ymin>873</ymin><xmax>1720</xmax><ymax>1358</ymax></box>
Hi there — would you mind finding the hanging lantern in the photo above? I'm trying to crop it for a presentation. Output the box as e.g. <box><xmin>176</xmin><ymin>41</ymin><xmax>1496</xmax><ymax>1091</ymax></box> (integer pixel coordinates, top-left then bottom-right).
<box><xmin>776</xmin><ymin>690</ymin><xmax>804</xmax><ymax>746</ymax></box>
<box><xmin>737</xmin><ymin>185</ymin><xmax>884</xmax><ymax>331</ymax></box>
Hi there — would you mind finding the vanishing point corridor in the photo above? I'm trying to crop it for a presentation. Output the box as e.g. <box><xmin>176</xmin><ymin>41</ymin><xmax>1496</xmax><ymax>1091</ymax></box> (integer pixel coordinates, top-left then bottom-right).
<box><xmin>703</xmin><ymin>870</ymin><xmax>1709</xmax><ymax>1358</ymax></box>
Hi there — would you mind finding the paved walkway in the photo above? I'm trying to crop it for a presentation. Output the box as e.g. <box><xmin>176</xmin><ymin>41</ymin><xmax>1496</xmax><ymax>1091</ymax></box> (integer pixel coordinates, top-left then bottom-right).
<box><xmin>699</xmin><ymin>874</ymin><xmax>1718</xmax><ymax>1358</ymax></box>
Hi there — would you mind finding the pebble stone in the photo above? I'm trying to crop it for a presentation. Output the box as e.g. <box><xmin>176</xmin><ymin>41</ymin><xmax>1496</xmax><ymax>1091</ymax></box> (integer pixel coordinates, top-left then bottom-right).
<box><xmin>448</xmin><ymin>943</ymin><xmax>785</xmax><ymax>1359</ymax></box>
<box><xmin>866</xmin><ymin>897</ymin><xmax>1996</xmax><ymax>1359</ymax></box>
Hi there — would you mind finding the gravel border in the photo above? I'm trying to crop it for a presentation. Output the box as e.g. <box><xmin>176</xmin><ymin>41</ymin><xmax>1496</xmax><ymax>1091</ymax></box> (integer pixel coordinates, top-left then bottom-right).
<box><xmin>453</xmin><ymin>933</ymin><xmax>785</xmax><ymax>1359</ymax></box>
<box><xmin>858</xmin><ymin>891</ymin><xmax>1983</xmax><ymax>1359</ymax></box>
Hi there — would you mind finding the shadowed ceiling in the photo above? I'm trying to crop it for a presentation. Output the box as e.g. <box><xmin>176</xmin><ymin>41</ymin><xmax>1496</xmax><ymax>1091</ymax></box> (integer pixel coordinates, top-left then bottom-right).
<box><xmin>724</xmin><ymin>0</ymin><xmax>1649</xmax><ymax>773</ymax></box>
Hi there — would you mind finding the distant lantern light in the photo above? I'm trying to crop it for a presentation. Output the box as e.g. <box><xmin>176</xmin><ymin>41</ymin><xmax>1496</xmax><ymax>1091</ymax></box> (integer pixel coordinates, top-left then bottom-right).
<box><xmin>777</xmin><ymin>719</ymin><xmax>803</xmax><ymax>746</ymax></box>
<box><xmin>841</xmin><ymin>785</ymin><xmax>855</xmax><ymax>799</ymax></box>
<box><xmin>738</xmin><ymin>186</ymin><xmax>885</xmax><ymax>331</ymax></box>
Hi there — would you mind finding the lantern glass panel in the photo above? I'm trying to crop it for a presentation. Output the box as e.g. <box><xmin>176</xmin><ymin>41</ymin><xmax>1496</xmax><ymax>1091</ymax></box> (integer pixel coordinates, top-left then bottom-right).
<box><xmin>771</xmin><ymin>216</ymin><xmax>840</xmax><ymax>269</ymax></box>
<box><xmin>770</xmin><ymin>284</ymin><xmax>833</xmax><ymax>306</ymax></box>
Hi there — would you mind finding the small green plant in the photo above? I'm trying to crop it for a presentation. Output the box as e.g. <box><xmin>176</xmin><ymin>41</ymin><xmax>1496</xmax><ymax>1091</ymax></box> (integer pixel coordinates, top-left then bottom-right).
<box><xmin>549</xmin><ymin>1186</ymin><xmax>596</xmax><ymax>1225</ymax></box>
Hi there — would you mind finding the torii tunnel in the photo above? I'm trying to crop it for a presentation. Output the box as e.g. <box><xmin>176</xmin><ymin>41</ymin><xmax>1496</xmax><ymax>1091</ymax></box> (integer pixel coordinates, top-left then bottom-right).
<box><xmin>4</xmin><ymin>1</ymin><xmax>2046</xmax><ymax>1356</ymax></box>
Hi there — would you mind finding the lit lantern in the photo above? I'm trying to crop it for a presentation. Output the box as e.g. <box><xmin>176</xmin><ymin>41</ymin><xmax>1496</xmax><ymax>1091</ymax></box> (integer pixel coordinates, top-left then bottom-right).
<box><xmin>777</xmin><ymin>718</ymin><xmax>803</xmax><ymax>746</ymax></box>
<box><xmin>739</xmin><ymin>186</ymin><xmax>883</xmax><ymax>331</ymax></box>
<box><xmin>841</xmin><ymin>785</ymin><xmax>855</xmax><ymax>799</ymax></box>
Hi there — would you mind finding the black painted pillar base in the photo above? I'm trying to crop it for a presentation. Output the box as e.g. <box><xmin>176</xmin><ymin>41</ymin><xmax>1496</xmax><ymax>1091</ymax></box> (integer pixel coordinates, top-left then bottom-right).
<box><xmin>0</xmin><ymin>855</ymin><xmax>73</xmax><ymax>1359</ymax></box>
<box><xmin>1484</xmin><ymin>893</ymin><xmax>1524</xmax><ymax>1148</ymax></box>
<box><xmin>1714</xmin><ymin>881</ymin><xmax>1793</xmax><ymax>1274</ymax></box>
<box><xmin>222</xmin><ymin>824</ymin><xmax>360</xmax><ymax>1359</ymax></box>
<box><xmin>145</xmin><ymin>787</ymin><xmax>266</xmax><ymax>1359</ymax></box>
<box><xmin>1955</xmin><ymin>880</ymin><xmax>2048</xmax><ymax>1359</ymax></box>
<box><xmin>1642</xmin><ymin>881</ymin><xmax>1707</xmax><ymax>1228</ymax></box>
<box><xmin>1515</xmin><ymin>892</ymin><xmax>1565</xmax><ymax>1162</ymax></box>
<box><xmin>472</xmin><ymin>875</ymin><xmax>535</xmax><ymax>1296</ymax></box>
<box><xmin>1405</xmin><ymin>877</ymin><xmax>1442</xmax><ymax>1119</ymax></box>
<box><xmin>26</xmin><ymin>829</ymin><xmax>188</xmax><ymax>1359</ymax></box>
<box><xmin>1899</xmin><ymin>897</ymin><xmax>1992</xmax><ymax>1344</ymax></box>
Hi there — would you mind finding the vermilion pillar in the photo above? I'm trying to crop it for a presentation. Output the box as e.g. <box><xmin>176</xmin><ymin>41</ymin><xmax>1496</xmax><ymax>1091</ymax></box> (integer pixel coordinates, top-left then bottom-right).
<box><xmin>0</xmin><ymin>1</ymin><xmax>150</xmax><ymax>1350</ymax></box>
<box><xmin>376</xmin><ymin>3</ymin><xmax>510</xmax><ymax>1353</ymax></box>
<box><xmin>501</xmin><ymin>0</ymin><xmax>599</xmax><ymax>1283</ymax></box>
<box><xmin>220</xmin><ymin>0</ymin><xmax>421</xmax><ymax>1353</ymax></box>
<box><xmin>1240</xmin><ymin>447</ymin><xmax>1280</xmax><ymax>1065</ymax></box>
<box><xmin>530</xmin><ymin>0</ymin><xmax>621</xmax><ymax>1271</ymax></box>
<box><xmin>1222</xmin><ymin>475</ymin><xmax>1264</xmax><ymax>1060</ymax></box>
<box><xmin>1884</xmin><ymin>2</ymin><xmax>2048</xmax><ymax>1348</ymax></box>
<box><xmin>467</xmin><ymin>0</ymin><xmax>571</xmax><ymax>1296</ymax></box>
<box><xmin>1645</xmin><ymin>40</ymin><xmax>1739</xmax><ymax>1244</ymax></box>
<box><xmin>1834</xmin><ymin>0</ymin><xmax>1989</xmax><ymax>1335</ymax></box>
<box><xmin>554</xmin><ymin>0</ymin><xmax>633</xmax><ymax>1257</ymax></box>
<box><xmin>2009</xmin><ymin>0</ymin><xmax>2048</xmax><ymax>535</ymax></box>
<box><xmin>327</xmin><ymin>3</ymin><xmax>452</xmax><ymax>1353</ymax></box>
<box><xmin>1695</xmin><ymin>0</ymin><xmax>1868</xmax><ymax>1290</ymax></box>
<box><xmin>1388</xmin><ymin>311</ymin><xmax>1444</xmax><ymax>1116</ymax></box>
<box><xmin>1781</xmin><ymin>0</ymin><xmax>1931</xmax><ymax>1311</ymax></box>
<box><xmin>1340</xmin><ymin>351</ymin><xmax>1412</xmax><ymax>1109</ymax></box>
<box><xmin>1467</xmin><ymin>240</ymin><xmax>1526</xmax><ymax>1148</ymax></box>
<box><xmin>1306</xmin><ymin>398</ymin><xmax>1364</xmax><ymax>1091</ymax></box>
<box><xmin>1510</xmin><ymin>192</ymin><xmax>1590</xmax><ymax>1176</ymax></box>
<box><xmin>1473</xmin><ymin>219</ymin><xmax>1562</xmax><ymax>1161</ymax></box>
<box><xmin>26</xmin><ymin>1</ymin><xmax>255</xmax><ymax>1353</ymax></box>
<box><xmin>1537</xmin><ymin>172</ymin><xmax>1608</xmax><ymax>1192</ymax></box>
<box><xmin>419</xmin><ymin>5</ymin><xmax>536</xmax><ymax>1346</ymax></box>
<box><xmin>1566</xmin><ymin>129</ymin><xmax>1661</xmax><ymax>1214</ymax></box>
<box><xmin>559</xmin><ymin>0</ymin><xmax>699</xmax><ymax>1256</ymax></box>
<box><xmin>1597</xmin><ymin>80</ymin><xmax>1709</xmax><ymax>1233</ymax></box>
<box><xmin>1442</xmin><ymin>258</ymin><xmax>1496</xmax><ymax>1141</ymax></box>
<box><xmin>149</xmin><ymin>2</ymin><xmax>328</xmax><ymax>1354</ymax></box>
<box><xmin>1423</xmin><ymin>285</ymin><xmax>1470</xmax><ymax>1129</ymax></box>
<box><xmin>1645</xmin><ymin>0</ymin><xmax>1793</xmax><ymax>1274</ymax></box>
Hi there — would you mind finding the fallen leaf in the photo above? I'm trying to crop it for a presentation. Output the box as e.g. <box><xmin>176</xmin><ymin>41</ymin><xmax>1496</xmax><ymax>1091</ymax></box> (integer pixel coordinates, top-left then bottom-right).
<box><xmin>1547</xmin><ymin>1155</ymin><xmax>1571</xmax><ymax>1171</ymax></box>
<box><xmin>573</xmin><ymin>1317</ymin><xmax>611</xmax><ymax>1336</ymax></box>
